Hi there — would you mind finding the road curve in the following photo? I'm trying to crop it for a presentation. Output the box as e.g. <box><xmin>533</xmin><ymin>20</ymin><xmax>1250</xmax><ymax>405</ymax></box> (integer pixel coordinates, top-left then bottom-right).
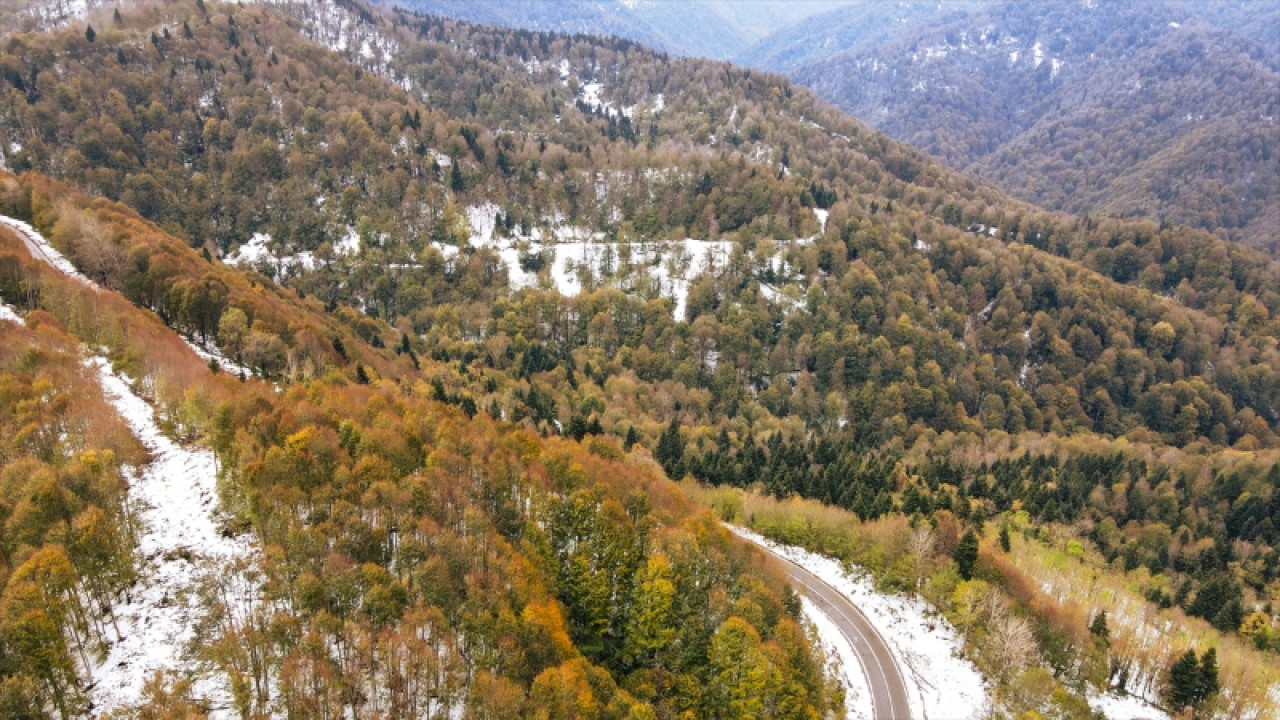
<box><xmin>747</xmin><ymin>537</ymin><xmax>913</xmax><ymax>720</ymax></box>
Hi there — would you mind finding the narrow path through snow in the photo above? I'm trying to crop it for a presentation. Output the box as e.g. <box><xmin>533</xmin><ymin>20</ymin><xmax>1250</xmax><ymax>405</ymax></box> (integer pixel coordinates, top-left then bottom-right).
<box><xmin>0</xmin><ymin>214</ymin><xmax>266</xmax><ymax>714</ymax></box>
<box><xmin>89</xmin><ymin>359</ymin><xmax>258</xmax><ymax>716</ymax></box>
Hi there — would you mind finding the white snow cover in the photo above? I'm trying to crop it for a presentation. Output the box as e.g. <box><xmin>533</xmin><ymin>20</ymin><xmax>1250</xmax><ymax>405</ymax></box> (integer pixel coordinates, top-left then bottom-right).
<box><xmin>453</xmin><ymin>203</ymin><xmax>735</xmax><ymax>319</ymax></box>
<box><xmin>0</xmin><ymin>300</ymin><xmax>22</xmax><ymax>325</ymax></box>
<box><xmin>89</xmin><ymin>358</ymin><xmax>260</xmax><ymax>717</ymax></box>
<box><xmin>1087</xmin><ymin>689</ymin><xmax>1169</xmax><ymax>720</ymax></box>
<box><xmin>799</xmin><ymin>596</ymin><xmax>874</xmax><ymax>720</ymax></box>
<box><xmin>0</xmin><ymin>215</ymin><xmax>93</xmax><ymax>284</ymax></box>
<box><xmin>813</xmin><ymin>208</ymin><xmax>829</xmax><ymax>234</ymax></box>
<box><xmin>577</xmin><ymin>80</ymin><xmax>634</xmax><ymax>119</ymax></box>
<box><xmin>184</xmin><ymin>337</ymin><xmax>255</xmax><ymax>379</ymax></box>
<box><xmin>17</xmin><ymin>0</ymin><xmax>88</xmax><ymax>30</ymax></box>
<box><xmin>246</xmin><ymin>0</ymin><xmax>400</xmax><ymax>67</ymax></box>
<box><xmin>730</xmin><ymin>526</ymin><xmax>990</xmax><ymax>720</ymax></box>
<box><xmin>224</xmin><ymin>227</ymin><xmax>360</xmax><ymax>276</ymax></box>
<box><xmin>0</xmin><ymin>214</ymin><xmax>263</xmax><ymax>712</ymax></box>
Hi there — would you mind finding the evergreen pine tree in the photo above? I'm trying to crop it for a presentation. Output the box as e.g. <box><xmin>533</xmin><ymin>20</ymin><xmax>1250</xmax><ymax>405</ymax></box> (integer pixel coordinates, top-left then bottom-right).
<box><xmin>655</xmin><ymin>419</ymin><xmax>684</xmax><ymax>478</ymax></box>
<box><xmin>566</xmin><ymin>415</ymin><xmax>587</xmax><ymax>441</ymax></box>
<box><xmin>1089</xmin><ymin>610</ymin><xmax>1110</xmax><ymax>643</ymax></box>
<box><xmin>1166</xmin><ymin>649</ymin><xmax>1200</xmax><ymax>710</ymax></box>
<box><xmin>999</xmin><ymin>524</ymin><xmax>1011</xmax><ymax>552</ymax></box>
<box><xmin>953</xmin><ymin>529</ymin><xmax>979</xmax><ymax>580</ymax></box>
<box><xmin>85</xmin><ymin>24</ymin><xmax>96</xmax><ymax>43</ymax></box>
<box><xmin>459</xmin><ymin>395</ymin><xmax>477</xmax><ymax>418</ymax></box>
<box><xmin>1197</xmin><ymin>647</ymin><xmax>1219</xmax><ymax>701</ymax></box>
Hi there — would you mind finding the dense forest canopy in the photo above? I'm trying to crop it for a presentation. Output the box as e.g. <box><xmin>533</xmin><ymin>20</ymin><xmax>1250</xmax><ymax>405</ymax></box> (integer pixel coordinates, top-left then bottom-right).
<box><xmin>0</xmin><ymin>0</ymin><xmax>1278</xmax><ymax>716</ymax></box>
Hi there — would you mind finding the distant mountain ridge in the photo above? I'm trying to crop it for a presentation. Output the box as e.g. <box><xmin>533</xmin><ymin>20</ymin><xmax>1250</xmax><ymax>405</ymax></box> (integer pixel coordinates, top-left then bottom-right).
<box><xmin>376</xmin><ymin>0</ymin><xmax>1280</xmax><ymax>251</ymax></box>
<box><xmin>752</xmin><ymin>0</ymin><xmax>1280</xmax><ymax>250</ymax></box>
<box><xmin>369</xmin><ymin>0</ymin><xmax>852</xmax><ymax>59</ymax></box>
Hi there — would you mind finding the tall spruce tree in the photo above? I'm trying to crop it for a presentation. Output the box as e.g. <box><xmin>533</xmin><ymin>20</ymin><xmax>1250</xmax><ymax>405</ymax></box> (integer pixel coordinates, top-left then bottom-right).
<box><xmin>1166</xmin><ymin>649</ymin><xmax>1201</xmax><ymax>710</ymax></box>
<box><xmin>656</xmin><ymin>419</ymin><xmax>684</xmax><ymax>479</ymax></box>
<box><xmin>954</xmin><ymin>529</ymin><xmax>979</xmax><ymax>580</ymax></box>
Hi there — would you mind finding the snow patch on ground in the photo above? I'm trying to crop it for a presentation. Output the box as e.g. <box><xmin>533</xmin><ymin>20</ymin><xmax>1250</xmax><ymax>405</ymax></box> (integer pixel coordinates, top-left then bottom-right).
<box><xmin>813</xmin><ymin>208</ymin><xmax>829</xmax><ymax>234</ymax></box>
<box><xmin>88</xmin><ymin>358</ymin><xmax>261</xmax><ymax>717</ymax></box>
<box><xmin>450</xmin><ymin>203</ymin><xmax>735</xmax><ymax>320</ymax></box>
<box><xmin>0</xmin><ymin>300</ymin><xmax>22</xmax><ymax>324</ymax></box>
<box><xmin>1087</xmin><ymin>689</ymin><xmax>1170</xmax><ymax>720</ymax></box>
<box><xmin>577</xmin><ymin>80</ymin><xmax>634</xmax><ymax>119</ymax></box>
<box><xmin>799</xmin><ymin>596</ymin><xmax>873</xmax><ymax>720</ymax></box>
<box><xmin>14</xmin><ymin>0</ymin><xmax>88</xmax><ymax>31</ymax></box>
<box><xmin>184</xmin><ymin>337</ymin><xmax>254</xmax><ymax>379</ymax></box>
<box><xmin>731</xmin><ymin>527</ymin><xmax>990</xmax><ymax>720</ymax></box>
<box><xmin>224</xmin><ymin>227</ymin><xmax>360</xmax><ymax>276</ymax></box>
<box><xmin>459</xmin><ymin>203</ymin><xmax>821</xmax><ymax>319</ymax></box>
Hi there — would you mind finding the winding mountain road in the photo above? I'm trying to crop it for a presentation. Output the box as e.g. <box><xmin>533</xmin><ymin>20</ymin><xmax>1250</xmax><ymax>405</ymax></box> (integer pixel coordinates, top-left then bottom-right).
<box><xmin>749</xmin><ymin>538</ymin><xmax>913</xmax><ymax>720</ymax></box>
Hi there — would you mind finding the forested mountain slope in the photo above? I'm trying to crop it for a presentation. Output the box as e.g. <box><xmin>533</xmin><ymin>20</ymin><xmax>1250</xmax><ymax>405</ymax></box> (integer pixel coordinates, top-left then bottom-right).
<box><xmin>0</xmin><ymin>171</ymin><xmax>838</xmax><ymax>716</ymax></box>
<box><xmin>753</xmin><ymin>0</ymin><xmax>1280</xmax><ymax>251</ymax></box>
<box><xmin>3</xmin><ymin>0</ymin><xmax>1280</xmax><ymax>715</ymax></box>
<box><xmin>6</xmin><ymin>0</ymin><xmax>1280</xmax><ymax>447</ymax></box>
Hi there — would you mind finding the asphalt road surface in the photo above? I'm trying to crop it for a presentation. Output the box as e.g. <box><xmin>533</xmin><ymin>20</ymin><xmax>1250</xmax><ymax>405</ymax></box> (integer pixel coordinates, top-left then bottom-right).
<box><xmin>753</xmin><ymin>540</ymin><xmax>913</xmax><ymax>720</ymax></box>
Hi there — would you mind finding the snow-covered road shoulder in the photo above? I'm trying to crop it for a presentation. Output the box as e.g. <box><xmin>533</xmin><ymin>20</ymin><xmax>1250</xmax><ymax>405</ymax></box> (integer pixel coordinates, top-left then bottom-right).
<box><xmin>799</xmin><ymin>595</ymin><xmax>874</xmax><ymax>719</ymax></box>
<box><xmin>731</xmin><ymin>526</ymin><xmax>990</xmax><ymax>720</ymax></box>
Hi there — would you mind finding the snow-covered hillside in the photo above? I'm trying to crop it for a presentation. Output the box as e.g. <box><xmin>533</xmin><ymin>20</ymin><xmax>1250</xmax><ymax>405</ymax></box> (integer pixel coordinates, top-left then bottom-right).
<box><xmin>0</xmin><ymin>215</ymin><xmax>252</xmax><ymax>376</ymax></box>
<box><xmin>0</xmin><ymin>214</ymin><xmax>267</xmax><ymax>714</ymax></box>
<box><xmin>0</xmin><ymin>215</ymin><xmax>92</xmax><ymax>285</ymax></box>
<box><xmin>89</xmin><ymin>358</ymin><xmax>262</xmax><ymax>717</ymax></box>
<box><xmin>434</xmin><ymin>203</ymin><xmax>825</xmax><ymax>320</ymax></box>
<box><xmin>224</xmin><ymin>226</ymin><xmax>361</xmax><ymax>278</ymax></box>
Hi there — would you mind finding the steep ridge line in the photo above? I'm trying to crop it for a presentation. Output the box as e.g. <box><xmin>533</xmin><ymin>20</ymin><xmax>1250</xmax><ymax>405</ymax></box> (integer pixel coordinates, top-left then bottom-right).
<box><xmin>0</xmin><ymin>215</ymin><xmax>93</xmax><ymax>285</ymax></box>
<box><xmin>0</xmin><ymin>214</ymin><xmax>255</xmax><ymax>376</ymax></box>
